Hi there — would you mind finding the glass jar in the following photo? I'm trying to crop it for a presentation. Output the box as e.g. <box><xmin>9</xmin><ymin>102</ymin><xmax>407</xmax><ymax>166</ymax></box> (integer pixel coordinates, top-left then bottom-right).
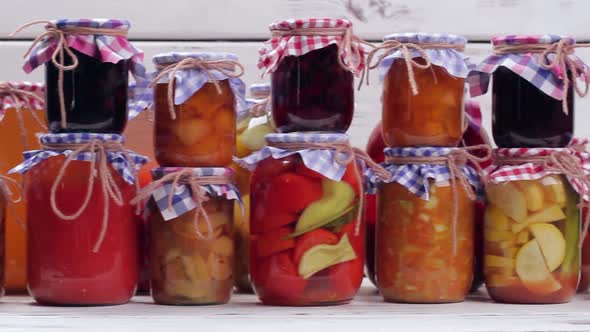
<box><xmin>46</xmin><ymin>48</ymin><xmax>129</xmax><ymax>133</ymax></box>
<box><xmin>150</xmin><ymin>190</ymin><xmax>234</xmax><ymax>305</ymax></box>
<box><xmin>376</xmin><ymin>180</ymin><xmax>474</xmax><ymax>303</ymax></box>
<box><xmin>380</xmin><ymin>33</ymin><xmax>467</xmax><ymax>147</ymax></box>
<box><xmin>17</xmin><ymin>134</ymin><xmax>145</xmax><ymax>305</ymax></box>
<box><xmin>271</xmin><ymin>44</ymin><xmax>354</xmax><ymax>132</ymax></box>
<box><xmin>249</xmin><ymin>154</ymin><xmax>363</xmax><ymax>305</ymax></box>
<box><xmin>0</xmin><ymin>185</ymin><xmax>6</xmax><ymax>299</ymax></box>
<box><xmin>579</xmin><ymin>218</ymin><xmax>590</xmax><ymax>292</ymax></box>
<box><xmin>153</xmin><ymin>53</ymin><xmax>239</xmax><ymax>167</ymax></box>
<box><xmin>484</xmin><ymin>176</ymin><xmax>580</xmax><ymax>303</ymax></box>
<box><xmin>0</xmin><ymin>82</ymin><xmax>46</xmax><ymax>292</ymax></box>
<box><xmin>492</xmin><ymin>67</ymin><xmax>573</xmax><ymax>147</ymax></box>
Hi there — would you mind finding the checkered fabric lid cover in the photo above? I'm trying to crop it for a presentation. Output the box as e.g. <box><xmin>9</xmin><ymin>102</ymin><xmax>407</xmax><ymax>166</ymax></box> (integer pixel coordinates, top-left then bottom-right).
<box><xmin>149</xmin><ymin>167</ymin><xmax>242</xmax><ymax>221</ymax></box>
<box><xmin>239</xmin><ymin>83</ymin><xmax>271</xmax><ymax>121</ymax></box>
<box><xmin>258</xmin><ymin>18</ymin><xmax>367</xmax><ymax>76</ymax></box>
<box><xmin>235</xmin><ymin>132</ymin><xmax>352</xmax><ymax>181</ymax></box>
<box><xmin>0</xmin><ymin>82</ymin><xmax>44</xmax><ymax>121</ymax></box>
<box><xmin>468</xmin><ymin>35</ymin><xmax>588</xmax><ymax>100</ymax></box>
<box><xmin>127</xmin><ymin>80</ymin><xmax>150</xmax><ymax>119</ymax></box>
<box><xmin>364</xmin><ymin>147</ymin><xmax>483</xmax><ymax>200</ymax></box>
<box><xmin>21</xmin><ymin>19</ymin><xmax>146</xmax><ymax>79</ymax></box>
<box><xmin>377</xmin><ymin>33</ymin><xmax>471</xmax><ymax>80</ymax></box>
<box><xmin>9</xmin><ymin>133</ymin><xmax>148</xmax><ymax>185</ymax></box>
<box><xmin>485</xmin><ymin>147</ymin><xmax>589</xmax><ymax>201</ymax></box>
<box><xmin>135</xmin><ymin>52</ymin><xmax>248</xmax><ymax>114</ymax></box>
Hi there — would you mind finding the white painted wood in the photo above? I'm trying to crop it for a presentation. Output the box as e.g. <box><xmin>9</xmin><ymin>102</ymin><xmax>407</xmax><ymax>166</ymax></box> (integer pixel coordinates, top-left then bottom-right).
<box><xmin>0</xmin><ymin>0</ymin><xmax>589</xmax><ymax>41</ymax></box>
<box><xmin>2</xmin><ymin>285</ymin><xmax>590</xmax><ymax>332</ymax></box>
<box><xmin>1</xmin><ymin>40</ymin><xmax>590</xmax><ymax>149</ymax></box>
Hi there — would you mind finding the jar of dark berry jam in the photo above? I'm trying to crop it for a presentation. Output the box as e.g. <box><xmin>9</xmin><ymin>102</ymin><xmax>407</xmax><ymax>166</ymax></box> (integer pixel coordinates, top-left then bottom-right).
<box><xmin>259</xmin><ymin>18</ymin><xmax>367</xmax><ymax>133</ymax></box>
<box><xmin>15</xmin><ymin>19</ymin><xmax>146</xmax><ymax>133</ymax></box>
<box><xmin>469</xmin><ymin>35</ymin><xmax>588</xmax><ymax>148</ymax></box>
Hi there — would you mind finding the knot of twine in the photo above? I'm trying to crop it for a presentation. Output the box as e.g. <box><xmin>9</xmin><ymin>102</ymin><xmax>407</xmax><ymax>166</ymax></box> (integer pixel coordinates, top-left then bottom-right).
<box><xmin>250</xmin><ymin>96</ymin><xmax>271</xmax><ymax>118</ymax></box>
<box><xmin>362</xmin><ymin>40</ymin><xmax>465</xmax><ymax>93</ymax></box>
<box><xmin>42</xmin><ymin>139</ymin><xmax>139</xmax><ymax>253</ymax></box>
<box><xmin>267</xmin><ymin>140</ymin><xmax>375</xmax><ymax>236</ymax></box>
<box><xmin>494</xmin><ymin>150</ymin><xmax>590</xmax><ymax>246</ymax></box>
<box><xmin>0</xmin><ymin>174</ymin><xmax>24</xmax><ymax>228</ymax></box>
<box><xmin>271</xmin><ymin>26</ymin><xmax>372</xmax><ymax>74</ymax></box>
<box><xmin>374</xmin><ymin>145</ymin><xmax>492</xmax><ymax>254</ymax></box>
<box><xmin>130</xmin><ymin>169</ymin><xmax>233</xmax><ymax>240</ymax></box>
<box><xmin>150</xmin><ymin>58</ymin><xmax>245</xmax><ymax>121</ymax></box>
<box><xmin>0</xmin><ymin>82</ymin><xmax>47</xmax><ymax>150</ymax></box>
<box><xmin>494</xmin><ymin>39</ymin><xmax>590</xmax><ymax>115</ymax></box>
<box><xmin>11</xmin><ymin>20</ymin><xmax>129</xmax><ymax>129</ymax></box>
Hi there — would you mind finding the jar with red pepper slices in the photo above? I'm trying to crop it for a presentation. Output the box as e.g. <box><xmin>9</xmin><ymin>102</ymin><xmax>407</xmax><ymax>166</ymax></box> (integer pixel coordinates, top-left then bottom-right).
<box><xmin>14</xmin><ymin>19</ymin><xmax>147</xmax><ymax>133</ymax></box>
<box><xmin>365</xmin><ymin>147</ymin><xmax>487</xmax><ymax>303</ymax></box>
<box><xmin>258</xmin><ymin>18</ymin><xmax>367</xmax><ymax>133</ymax></box>
<box><xmin>10</xmin><ymin>133</ymin><xmax>147</xmax><ymax>306</ymax></box>
<box><xmin>236</xmin><ymin>133</ymin><xmax>364</xmax><ymax>306</ymax></box>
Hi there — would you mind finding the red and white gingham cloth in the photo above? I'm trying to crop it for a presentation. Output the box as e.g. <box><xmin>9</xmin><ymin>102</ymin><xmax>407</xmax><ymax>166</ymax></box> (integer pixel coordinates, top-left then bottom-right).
<box><xmin>258</xmin><ymin>18</ymin><xmax>367</xmax><ymax>76</ymax></box>
<box><xmin>485</xmin><ymin>147</ymin><xmax>590</xmax><ymax>201</ymax></box>
<box><xmin>0</xmin><ymin>82</ymin><xmax>45</xmax><ymax>121</ymax></box>
<box><xmin>20</xmin><ymin>19</ymin><xmax>145</xmax><ymax>79</ymax></box>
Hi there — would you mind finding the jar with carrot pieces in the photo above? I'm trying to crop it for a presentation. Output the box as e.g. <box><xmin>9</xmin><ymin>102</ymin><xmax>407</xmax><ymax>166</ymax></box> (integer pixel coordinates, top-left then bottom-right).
<box><xmin>259</xmin><ymin>18</ymin><xmax>368</xmax><ymax>133</ymax></box>
<box><xmin>10</xmin><ymin>133</ymin><xmax>147</xmax><ymax>306</ymax></box>
<box><xmin>236</xmin><ymin>133</ymin><xmax>365</xmax><ymax>306</ymax></box>
<box><xmin>365</xmin><ymin>146</ymin><xmax>489</xmax><ymax>303</ymax></box>
<box><xmin>151</xmin><ymin>52</ymin><xmax>247</xmax><ymax>167</ymax></box>
<box><xmin>365</xmin><ymin>33</ymin><xmax>471</xmax><ymax>147</ymax></box>
<box><xmin>133</xmin><ymin>167</ymin><xmax>241</xmax><ymax>305</ymax></box>
<box><xmin>484</xmin><ymin>148</ymin><xmax>587</xmax><ymax>303</ymax></box>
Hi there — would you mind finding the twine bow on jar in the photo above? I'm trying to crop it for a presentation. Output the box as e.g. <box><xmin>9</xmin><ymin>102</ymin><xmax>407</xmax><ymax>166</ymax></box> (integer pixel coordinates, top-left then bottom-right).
<box><xmin>150</xmin><ymin>58</ymin><xmax>245</xmax><ymax>121</ymax></box>
<box><xmin>271</xmin><ymin>25</ymin><xmax>372</xmax><ymax>74</ymax></box>
<box><xmin>493</xmin><ymin>38</ymin><xmax>590</xmax><ymax>115</ymax></box>
<box><xmin>131</xmin><ymin>169</ymin><xmax>233</xmax><ymax>240</ymax></box>
<box><xmin>0</xmin><ymin>82</ymin><xmax>46</xmax><ymax>150</ymax></box>
<box><xmin>43</xmin><ymin>139</ymin><xmax>139</xmax><ymax>253</ymax></box>
<box><xmin>362</xmin><ymin>40</ymin><xmax>465</xmax><ymax>93</ymax></box>
<box><xmin>494</xmin><ymin>150</ymin><xmax>590</xmax><ymax>246</ymax></box>
<box><xmin>370</xmin><ymin>145</ymin><xmax>492</xmax><ymax>254</ymax></box>
<box><xmin>11</xmin><ymin>20</ymin><xmax>129</xmax><ymax>129</ymax></box>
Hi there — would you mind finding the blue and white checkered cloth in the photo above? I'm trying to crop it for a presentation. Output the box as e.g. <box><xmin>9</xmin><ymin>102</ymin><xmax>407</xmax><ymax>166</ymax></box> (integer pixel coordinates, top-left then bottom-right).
<box><xmin>365</xmin><ymin>147</ymin><xmax>483</xmax><ymax>200</ymax></box>
<box><xmin>235</xmin><ymin>132</ymin><xmax>351</xmax><ymax>181</ymax></box>
<box><xmin>377</xmin><ymin>33</ymin><xmax>472</xmax><ymax>81</ymax></box>
<box><xmin>150</xmin><ymin>167</ymin><xmax>242</xmax><ymax>221</ymax></box>
<box><xmin>127</xmin><ymin>80</ymin><xmax>150</xmax><ymax>119</ymax></box>
<box><xmin>133</xmin><ymin>52</ymin><xmax>249</xmax><ymax>114</ymax></box>
<box><xmin>9</xmin><ymin>133</ymin><xmax>148</xmax><ymax>185</ymax></box>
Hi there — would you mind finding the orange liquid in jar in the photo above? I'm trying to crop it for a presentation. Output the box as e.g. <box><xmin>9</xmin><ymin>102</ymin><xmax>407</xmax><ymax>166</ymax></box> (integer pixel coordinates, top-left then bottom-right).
<box><xmin>0</xmin><ymin>108</ymin><xmax>46</xmax><ymax>292</ymax></box>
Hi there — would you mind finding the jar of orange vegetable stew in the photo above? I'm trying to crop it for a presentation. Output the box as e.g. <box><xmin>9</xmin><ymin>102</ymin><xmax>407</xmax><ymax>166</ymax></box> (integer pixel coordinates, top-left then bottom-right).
<box><xmin>484</xmin><ymin>148</ymin><xmax>587</xmax><ymax>303</ymax></box>
<box><xmin>151</xmin><ymin>52</ymin><xmax>247</xmax><ymax>167</ymax></box>
<box><xmin>259</xmin><ymin>19</ymin><xmax>368</xmax><ymax>133</ymax></box>
<box><xmin>10</xmin><ymin>133</ymin><xmax>147</xmax><ymax>306</ymax></box>
<box><xmin>236</xmin><ymin>133</ymin><xmax>364</xmax><ymax>306</ymax></box>
<box><xmin>366</xmin><ymin>146</ymin><xmax>489</xmax><ymax>303</ymax></box>
<box><xmin>366</xmin><ymin>33</ymin><xmax>470</xmax><ymax>147</ymax></box>
<box><xmin>133</xmin><ymin>167</ymin><xmax>241</xmax><ymax>305</ymax></box>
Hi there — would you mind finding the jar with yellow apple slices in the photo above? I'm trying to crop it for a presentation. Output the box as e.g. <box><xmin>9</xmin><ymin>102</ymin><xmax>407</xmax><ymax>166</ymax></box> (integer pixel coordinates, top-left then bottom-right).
<box><xmin>132</xmin><ymin>167</ymin><xmax>242</xmax><ymax>305</ymax></box>
<box><xmin>151</xmin><ymin>52</ymin><xmax>248</xmax><ymax>167</ymax></box>
<box><xmin>365</xmin><ymin>146</ymin><xmax>489</xmax><ymax>303</ymax></box>
<box><xmin>235</xmin><ymin>133</ymin><xmax>364</xmax><ymax>306</ymax></box>
<box><xmin>484</xmin><ymin>148</ymin><xmax>588</xmax><ymax>303</ymax></box>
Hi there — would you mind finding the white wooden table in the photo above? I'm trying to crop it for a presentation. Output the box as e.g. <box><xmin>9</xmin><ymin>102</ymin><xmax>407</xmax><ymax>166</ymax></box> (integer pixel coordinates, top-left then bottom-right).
<box><xmin>2</xmin><ymin>283</ymin><xmax>590</xmax><ymax>332</ymax></box>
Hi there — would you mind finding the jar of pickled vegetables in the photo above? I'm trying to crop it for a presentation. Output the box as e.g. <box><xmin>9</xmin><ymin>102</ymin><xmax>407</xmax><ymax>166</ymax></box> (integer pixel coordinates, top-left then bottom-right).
<box><xmin>134</xmin><ymin>167</ymin><xmax>241</xmax><ymax>305</ymax></box>
<box><xmin>469</xmin><ymin>35</ymin><xmax>590</xmax><ymax>148</ymax></box>
<box><xmin>152</xmin><ymin>52</ymin><xmax>247</xmax><ymax>167</ymax></box>
<box><xmin>10</xmin><ymin>133</ymin><xmax>147</xmax><ymax>305</ymax></box>
<box><xmin>259</xmin><ymin>19</ymin><xmax>367</xmax><ymax>133</ymax></box>
<box><xmin>484</xmin><ymin>148</ymin><xmax>585</xmax><ymax>303</ymax></box>
<box><xmin>236</xmin><ymin>133</ymin><xmax>364</xmax><ymax>305</ymax></box>
<box><xmin>14</xmin><ymin>19</ymin><xmax>146</xmax><ymax>133</ymax></box>
<box><xmin>366</xmin><ymin>147</ymin><xmax>486</xmax><ymax>303</ymax></box>
<box><xmin>368</xmin><ymin>33</ymin><xmax>470</xmax><ymax>147</ymax></box>
<box><xmin>0</xmin><ymin>82</ymin><xmax>46</xmax><ymax>292</ymax></box>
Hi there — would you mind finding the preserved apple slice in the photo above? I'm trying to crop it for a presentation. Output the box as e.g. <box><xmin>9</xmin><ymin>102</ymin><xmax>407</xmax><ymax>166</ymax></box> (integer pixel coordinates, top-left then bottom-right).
<box><xmin>487</xmin><ymin>183</ymin><xmax>527</xmax><ymax>222</ymax></box>
<box><xmin>524</xmin><ymin>205</ymin><xmax>566</xmax><ymax>224</ymax></box>
<box><xmin>515</xmin><ymin>240</ymin><xmax>562</xmax><ymax>294</ymax></box>
<box><xmin>516</xmin><ymin>181</ymin><xmax>545</xmax><ymax>212</ymax></box>
<box><xmin>485</xmin><ymin>205</ymin><xmax>510</xmax><ymax>230</ymax></box>
<box><xmin>529</xmin><ymin>223</ymin><xmax>566</xmax><ymax>272</ymax></box>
